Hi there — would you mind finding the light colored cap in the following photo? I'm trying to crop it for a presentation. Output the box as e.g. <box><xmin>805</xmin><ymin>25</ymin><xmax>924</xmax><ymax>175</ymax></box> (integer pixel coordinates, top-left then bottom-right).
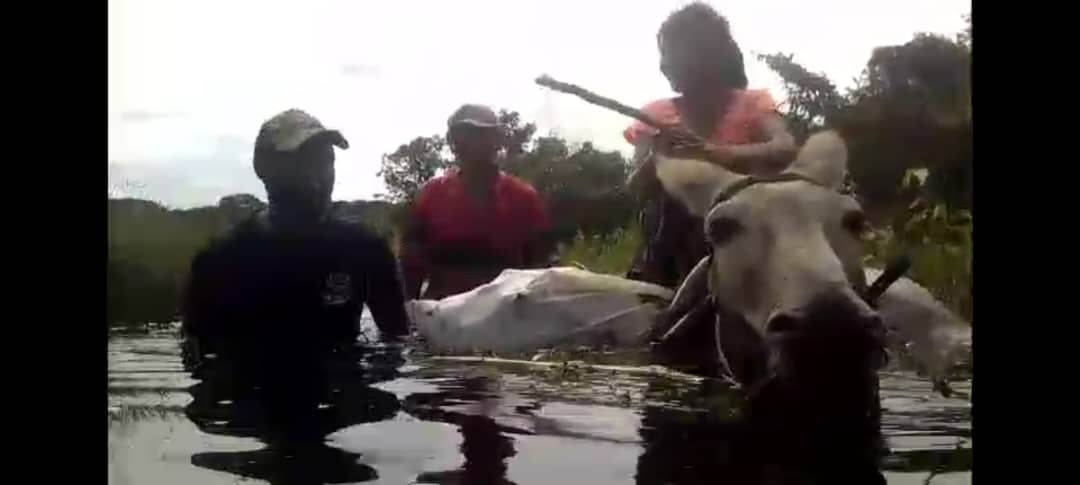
<box><xmin>447</xmin><ymin>104</ymin><xmax>500</xmax><ymax>129</ymax></box>
<box><xmin>256</xmin><ymin>109</ymin><xmax>349</xmax><ymax>153</ymax></box>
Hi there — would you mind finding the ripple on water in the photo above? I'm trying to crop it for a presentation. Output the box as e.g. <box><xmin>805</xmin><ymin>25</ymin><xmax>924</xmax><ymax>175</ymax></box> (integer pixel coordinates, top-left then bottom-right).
<box><xmin>108</xmin><ymin>329</ymin><xmax>972</xmax><ymax>485</ymax></box>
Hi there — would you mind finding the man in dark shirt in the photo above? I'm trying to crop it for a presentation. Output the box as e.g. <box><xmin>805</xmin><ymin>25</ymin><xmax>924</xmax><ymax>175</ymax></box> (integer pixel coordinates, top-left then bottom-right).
<box><xmin>181</xmin><ymin>109</ymin><xmax>410</xmax><ymax>372</ymax></box>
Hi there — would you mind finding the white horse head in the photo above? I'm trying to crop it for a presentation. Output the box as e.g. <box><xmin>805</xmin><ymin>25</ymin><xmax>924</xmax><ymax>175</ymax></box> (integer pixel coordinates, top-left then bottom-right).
<box><xmin>655</xmin><ymin>131</ymin><xmax>883</xmax><ymax>382</ymax></box>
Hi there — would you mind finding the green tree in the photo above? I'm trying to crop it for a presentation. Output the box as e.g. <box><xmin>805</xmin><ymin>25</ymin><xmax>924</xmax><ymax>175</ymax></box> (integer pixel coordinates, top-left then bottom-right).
<box><xmin>761</xmin><ymin>19</ymin><xmax>971</xmax><ymax>215</ymax></box>
<box><xmin>505</xmin><ymin>136</ymin><xmax>634</xmax><ymax>243</ymax></box>
<box><xmin>958</xmin><ymin>14</ymin><xmax>971</xmax><ymax>48</ymax></box>
<box><xmin>498</xmin><ymin>109</ymin><xmax>537</xmax><ymax>159</ymax></box>
<box><xmin>843</xmin><ymin>32</ymin><xmax>971</xmax><ymax>210</ymax></box>
<box><xmin>377</xmin><ymin>135</ymin><xmax>450</xmax><ymax>204</ymax></box>
<box><xmin>757</xmin><ymin>52</ymin><xmax>846</xmax><ymax>143</ymax></box>
<box><xmin>761</xmin><ymin>18</ymin><xmax>972</xmax><ymax>317</ymax></box>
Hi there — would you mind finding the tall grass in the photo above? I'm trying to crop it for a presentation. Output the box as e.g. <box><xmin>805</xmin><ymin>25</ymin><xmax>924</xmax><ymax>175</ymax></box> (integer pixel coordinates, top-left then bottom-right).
<box><xmin>865</xmin><ymin>203</ymin><xmax>973</xmax><ymax>321</ymax></box>
<box><xmin>558</xmin><ymin>223</ymin><xmax>641</xmax><ymax>276</ymax></box>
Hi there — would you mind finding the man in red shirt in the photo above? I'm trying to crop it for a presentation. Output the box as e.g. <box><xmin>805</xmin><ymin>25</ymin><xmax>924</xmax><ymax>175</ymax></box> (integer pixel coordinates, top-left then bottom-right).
<box><xmin>401</xmin><ymin>104</ymin><xmax>553</xmax><ymax>300</ymax></box>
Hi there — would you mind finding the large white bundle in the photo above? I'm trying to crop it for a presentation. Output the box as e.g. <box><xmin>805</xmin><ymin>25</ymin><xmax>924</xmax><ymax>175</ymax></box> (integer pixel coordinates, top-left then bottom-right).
<box><xmin>869</xmin><ymin>268</ymin><xmax>972</xmax><ymax>381</ymax></box>
<box><xmin>405</xmin><ymin>264</ymin><xmax>971</xmax><ymax>384</ymax></box>
<box><xmin>407</xmin><ymin>267</ymin><xmax>674</xmax><ymax>354</ymax></box>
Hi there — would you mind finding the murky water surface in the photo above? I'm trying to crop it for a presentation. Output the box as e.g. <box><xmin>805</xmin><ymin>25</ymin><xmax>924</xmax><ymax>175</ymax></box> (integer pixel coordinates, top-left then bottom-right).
<box><xmin>108</xmin><ymin>325</ymin><xmax>970</xmax><ymax>484</ymax></box>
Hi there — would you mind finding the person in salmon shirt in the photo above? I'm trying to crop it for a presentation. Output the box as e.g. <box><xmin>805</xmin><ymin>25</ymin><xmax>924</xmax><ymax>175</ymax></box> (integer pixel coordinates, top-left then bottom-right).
<box><xmin>625</xmin><ymin>2</ymin><xmax>798</xmax><ymax>289</ymax></box>
<box><xmin>401</xmin><ymin>104</ymin><xmax>554</xmax><ymax>300</ymax></box>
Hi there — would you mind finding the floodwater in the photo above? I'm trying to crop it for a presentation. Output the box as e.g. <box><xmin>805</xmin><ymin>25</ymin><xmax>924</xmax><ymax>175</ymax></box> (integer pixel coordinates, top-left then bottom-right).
<box><xmin>108</xmin><ymin>324</ymin><xmax>971</xmax><ymax>485</ymax></box>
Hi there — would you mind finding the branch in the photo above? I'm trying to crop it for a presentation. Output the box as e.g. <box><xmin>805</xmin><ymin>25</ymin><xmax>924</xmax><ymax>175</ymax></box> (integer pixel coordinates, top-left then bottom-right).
<box><xmin>535</xmin><ymin>75</ymin><xmax>667</xmax><ymax>130</ymax></box>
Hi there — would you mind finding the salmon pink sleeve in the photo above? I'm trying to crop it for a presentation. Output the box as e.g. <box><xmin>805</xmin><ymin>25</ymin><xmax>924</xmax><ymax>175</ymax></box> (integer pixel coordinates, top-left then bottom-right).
<box><xmin>740</xmin><ymin>89</ymin><xmax>783</xmax><ymax>140</ymax></box>
<box><xmin>623</xmin><ymin>99</ymin><xmax>678</xmax><ymax>145</ymax></box>
<box><xmin>749</xmin><ymin>89</ymin><xmax>781</xmax><ymax>115</ymax></box>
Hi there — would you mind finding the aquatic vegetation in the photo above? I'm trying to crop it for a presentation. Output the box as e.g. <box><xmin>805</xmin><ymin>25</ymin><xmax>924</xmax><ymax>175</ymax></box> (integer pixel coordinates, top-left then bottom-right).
<box><xmin>864</xmin><ymin>171</ymin><xmax>972</xmax><ymax>321</ymax></box>
<box><xmin>108</xmin><ymin>403</ymin><xmax>185</xmax><ymax>423</ymax></box>
<box><xmin>559</xmin><ymin>224</ymin><xmax>642</xmax><ymax>277</ymax></box>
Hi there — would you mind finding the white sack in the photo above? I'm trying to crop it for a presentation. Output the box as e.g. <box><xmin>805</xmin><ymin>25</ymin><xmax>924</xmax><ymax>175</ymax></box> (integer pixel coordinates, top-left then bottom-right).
<box><xmin>868</xmin><ymin>268</ymin><xmax>972</xmax><ymax>380</ymax></box>
<box><xmin>407</xmin><ymin>267</ymin><xmax>674</xmax><ymax>354</ymax></box>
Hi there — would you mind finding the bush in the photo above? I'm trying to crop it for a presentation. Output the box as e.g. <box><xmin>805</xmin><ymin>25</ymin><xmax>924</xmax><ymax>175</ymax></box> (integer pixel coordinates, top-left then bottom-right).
<box><xmin>558</xmin><ymin>223</ymin><xmax>641</xmax><ymax>276</ymax></box>
<box><xmin>864</xmin><ymin>203</ymin><xmax>972</xmax><ymax>321</ymax></box>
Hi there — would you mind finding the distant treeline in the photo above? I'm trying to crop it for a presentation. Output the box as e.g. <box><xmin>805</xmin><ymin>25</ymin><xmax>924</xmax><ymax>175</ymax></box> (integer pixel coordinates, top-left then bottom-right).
<box><xmin>108</xmin><ymin>17</ymin><xmax>971</xmax><ymax>325</ymax></box>
<box><xmin>106</xmin><ymin>196</ymin><xmax>399</xmax><ymax>326</ymax></box>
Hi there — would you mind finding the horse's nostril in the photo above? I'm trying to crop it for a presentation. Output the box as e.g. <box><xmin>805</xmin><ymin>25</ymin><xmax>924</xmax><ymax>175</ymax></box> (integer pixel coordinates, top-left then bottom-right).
<box><xmin>767</xmin><ymin>307</ymin><xmax>883</xmax><ymax>340</ymax></box>
<box><xmin>859</xmin><ymin>313</ymin><xmax>884</xmax><ymax>333</ymax></box>
<box><xmin>766</xmin><ymin>313</ymin><xmax>801</xmax><ymax>334</ymax></box>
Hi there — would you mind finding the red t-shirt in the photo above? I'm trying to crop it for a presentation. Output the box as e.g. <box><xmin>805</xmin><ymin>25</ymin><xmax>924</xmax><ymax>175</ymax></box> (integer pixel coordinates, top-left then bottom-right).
<box><xmin>408</xmin><ymin>169</ymin><xmax>551</xmax><ymax>270</ymax></box>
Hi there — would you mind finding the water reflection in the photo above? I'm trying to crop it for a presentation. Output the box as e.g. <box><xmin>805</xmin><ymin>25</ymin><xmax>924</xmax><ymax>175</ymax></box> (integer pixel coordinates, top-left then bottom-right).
<box><xmin>110</xmin><ymin>330</ymin><xmax>971</xmax><ymax>485</ymax></box>
<box><xmin>635</xmin><ymin>379</ymin><xmax>888</xmax><ymax>485</ymax></box>
<box><xmin>183</xmin><ymin>342</ymin><xmax>405</xmax><ymax>484</ymax></box>
<box><xmin>397</xmin><ymin>368</ymin><xmax>892</xmax><ymax>485</ymax></box>
<box><xmin>190</xmin><ymin>445</ymin><xmax>378</xmax><ymax>484</ymax></box>
<box><xmin>406</xmin><ymin>376</ymin><xmax>521</xmax><ymax>485</ymax></box>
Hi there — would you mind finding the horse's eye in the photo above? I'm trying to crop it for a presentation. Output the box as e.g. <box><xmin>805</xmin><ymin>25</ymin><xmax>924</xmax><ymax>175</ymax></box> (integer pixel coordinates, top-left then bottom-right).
<box><xmin>707</xmin><ymin>216</ymin><xmax>743</xmax><ymax>246</ymax></box>
<box><xmin>842</xmin><ymin>210</ymin><xmax>868</xmax><ymax>236</ymax></box>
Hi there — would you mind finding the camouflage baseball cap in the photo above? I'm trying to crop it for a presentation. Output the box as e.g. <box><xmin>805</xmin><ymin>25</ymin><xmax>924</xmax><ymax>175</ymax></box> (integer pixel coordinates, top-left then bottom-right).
<box><xmin>255</xmin><ymin>109</ymin><xmax>350</xmax><ymax>153</ymax></box>
<box><xmin>447</xmin><ymin>104</ymin><xmax>500</xmax><ymax>129</ymax></box>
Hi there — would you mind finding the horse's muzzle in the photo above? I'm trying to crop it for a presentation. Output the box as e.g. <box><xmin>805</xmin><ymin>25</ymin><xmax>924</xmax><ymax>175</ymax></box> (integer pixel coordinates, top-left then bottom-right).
<box><xmin>764</xmin><ymin>295</ymin><xmax>888</xmax><ymax>380</ymax></box>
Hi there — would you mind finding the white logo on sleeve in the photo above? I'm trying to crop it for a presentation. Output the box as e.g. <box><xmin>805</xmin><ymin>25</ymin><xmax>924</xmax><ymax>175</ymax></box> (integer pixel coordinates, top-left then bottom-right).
<box><xmin>322</xmin><ymin>273</ymin><xmax>353</xmax><ymax>306</ymax></box>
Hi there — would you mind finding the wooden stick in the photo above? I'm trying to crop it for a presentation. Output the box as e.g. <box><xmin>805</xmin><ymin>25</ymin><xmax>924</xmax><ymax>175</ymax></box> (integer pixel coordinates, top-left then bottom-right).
<box><xmin>535</xmin><ymin>75</ymin><xmax>667</xmax><ymax>130</ymax></box>
<box><xmin>863</xmin><ymin>254</ymin><xmax>912</xmax><ymax>306</ymax></box>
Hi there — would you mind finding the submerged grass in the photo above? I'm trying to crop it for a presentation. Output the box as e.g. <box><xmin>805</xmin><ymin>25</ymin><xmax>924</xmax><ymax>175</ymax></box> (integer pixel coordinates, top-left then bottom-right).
<box><xmin>865</xmin><ymin>203</ymin><xmax>973</xmax><ymax>321</ymax></box>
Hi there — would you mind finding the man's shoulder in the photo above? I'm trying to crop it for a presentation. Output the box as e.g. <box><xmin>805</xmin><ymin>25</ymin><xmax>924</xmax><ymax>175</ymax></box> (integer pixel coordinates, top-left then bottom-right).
<box><xmin>420</xmin><ymin>171</ymin><xmax>459</xmax><ymax>192</ymax></box>
<box><xmin>324</xmin><ymin>216</ymin><xmax>393</xmax><ymax>251</ymax></box>
<box><xmin>411</xmin><ymin>172</ymin><xmax>459</xmax><ymax>208</ymax></box>
<box><xmin>740</xmin><ymin>87</ymin><xmax>775</xmax><ymax>98</ymax></box>
<box><xmin>191</xmin><ymin>214</ymin><xmax>265</xmax><ymax>264</ymax></box>
<box><xmin>499</xmin><ymin>172</ymin><xmax>541</xmax><ymax>198</ymax></box>
<box><xmin>206</xmin><ymin>212</ymin><xmax>387</xmax><ymax>249</ymax></box>
<box><xmin>735</xmin><ymin>88</ymin><xmax>780</xmax><ymax>113</ymax></box>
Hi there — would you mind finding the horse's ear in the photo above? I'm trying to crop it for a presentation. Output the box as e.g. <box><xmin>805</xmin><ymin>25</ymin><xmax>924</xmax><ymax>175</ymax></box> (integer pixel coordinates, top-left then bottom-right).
<box><xmin>654</xmin><ymin>155</ymin><xmax>746</xmax><ymax>217</ymax></box>
<box><xmin>784</xmin><ymin>130</ymin><xmax>849</xmax><ymax>190</ymax></box>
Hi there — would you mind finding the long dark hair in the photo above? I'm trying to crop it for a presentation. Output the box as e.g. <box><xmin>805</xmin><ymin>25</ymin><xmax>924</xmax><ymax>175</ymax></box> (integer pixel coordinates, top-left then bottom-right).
<box><xmin>657</xmin><ymin>2</ymin><xmax>748</xmax><ymax>90</ymax></box>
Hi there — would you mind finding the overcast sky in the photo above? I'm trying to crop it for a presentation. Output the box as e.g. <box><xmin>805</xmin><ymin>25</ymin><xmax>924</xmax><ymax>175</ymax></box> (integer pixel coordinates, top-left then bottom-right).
<box><xmin>108</xmin><ymin>0</ymin><xmax>969</xmax><ymax>208</ymax></box>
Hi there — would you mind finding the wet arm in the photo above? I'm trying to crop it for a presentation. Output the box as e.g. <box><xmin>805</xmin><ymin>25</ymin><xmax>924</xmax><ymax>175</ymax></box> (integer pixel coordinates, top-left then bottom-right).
<box><xmin>400</xmin><ymin>196</ymin><xmax>431</xmax><ymax>299</ymax></box>
<box><xmin>524</xmin><ymin>231</ymin><xmax>557</xmax><ymax>268</ymax></box>
<box><xmin>365</xmin><ymin>238</ymin><xmax>411</xmax><ymax>339</ymax></box>
<box><xmin>400</xmin><ymin>225</ymin><xmax>429</xmax><ymax>300</ymax></box>
<box><xmin>705</xmin><ymin>114</ymin><xmax>797</xmax><ymax>174</ymax></box>
<box><xmin>626</xmin><ymin>141</ymin><xmax>660</xmax><ymax>198</ymax></box>
<box><xmin>180</xmin><ymin>252</ymin><xmax>217</xmax><ymax>369</ymax></box>
<box><xmin>522</xmin><ymin>194</ymin><xmax>556</xmax><ymax>268</ymax></box>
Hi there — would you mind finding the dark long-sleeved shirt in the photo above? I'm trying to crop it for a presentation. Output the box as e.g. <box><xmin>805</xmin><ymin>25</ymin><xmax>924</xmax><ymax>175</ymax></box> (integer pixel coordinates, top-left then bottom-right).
<box><xmin>180</xmin><ymin>214</ymin><xmax>409</xmax><ymax>369</ymax></box>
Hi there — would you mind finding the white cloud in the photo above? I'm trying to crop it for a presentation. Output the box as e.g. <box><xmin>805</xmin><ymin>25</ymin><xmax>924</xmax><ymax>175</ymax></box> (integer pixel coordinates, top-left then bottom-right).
<box><xmin>108</xmin><ymin>0</ymin><xmax>969</xmax><ymax>208</ymax></box>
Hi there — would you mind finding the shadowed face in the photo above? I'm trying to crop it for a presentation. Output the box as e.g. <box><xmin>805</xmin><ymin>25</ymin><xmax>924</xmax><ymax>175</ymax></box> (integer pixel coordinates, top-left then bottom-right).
<box><xmin>449</xmin><ymin>124</ymin><xmax>503</xmax><ymax>170</ymax></box>
<box><xmin>258</xmin><ymin>139</ymin><xmax>336</xmax><ymax>220</ymax></box>
<box><xmin>658</xmin><ymin>33</ymin><xmax>734</xmax><ymax>95</ymax></box>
